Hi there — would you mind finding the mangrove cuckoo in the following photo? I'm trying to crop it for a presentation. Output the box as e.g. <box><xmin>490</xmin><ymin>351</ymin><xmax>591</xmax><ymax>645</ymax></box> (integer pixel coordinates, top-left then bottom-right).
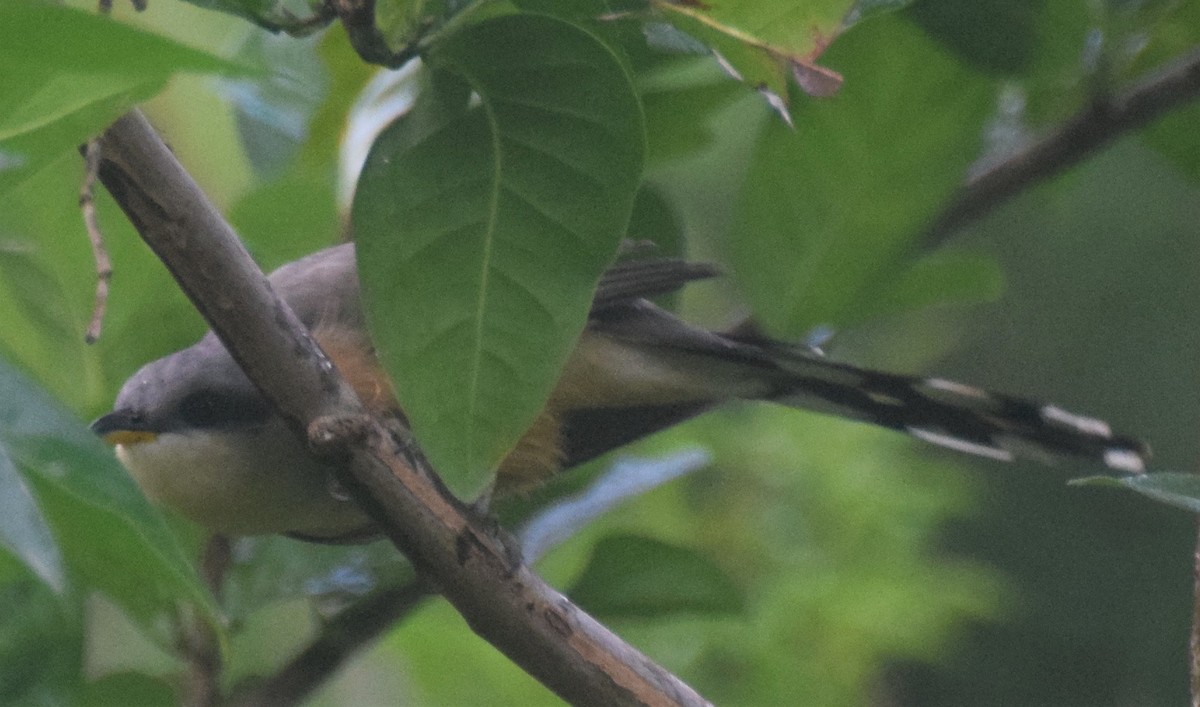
<box><xmin>91</xmin><ymin>243</ymin><xmax>1148</xmax><ymax>542</ymax></box>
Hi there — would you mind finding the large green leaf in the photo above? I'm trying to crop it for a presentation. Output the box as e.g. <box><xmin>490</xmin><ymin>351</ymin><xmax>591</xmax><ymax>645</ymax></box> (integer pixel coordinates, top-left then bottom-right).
<box><xmin>0</xmin><ymin>357</ymin><xmax>216</xmax><ymax>631</ymax></box>
<box><xmin>0</xmin><ymin>0</ymin><xmax>248</xmax><ymax>195</ymax></box>
<box><xmin>353</xmin><ymin>14</ymin><xmax>644</xmax><ymax>495</ymax></box>
<box><xmin>729</xmin><ymin>15</ymin><xmax>993</xmax><ymax>336</ymax></box>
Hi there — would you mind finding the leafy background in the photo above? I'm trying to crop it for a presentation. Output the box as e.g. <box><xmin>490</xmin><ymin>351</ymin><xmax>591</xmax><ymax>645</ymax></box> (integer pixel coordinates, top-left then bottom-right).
<box><xmin>1</xmin><ymin>0</ymin><xmax>1198</xmax><ymax>704</ymax></box>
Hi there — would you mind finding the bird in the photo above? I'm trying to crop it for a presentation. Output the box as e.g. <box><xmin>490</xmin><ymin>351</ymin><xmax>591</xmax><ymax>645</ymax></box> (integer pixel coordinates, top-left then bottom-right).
<box><xmin>91</xmin><ymin>243</ymin><xmax>1148</xmax><ymax>543</ymax></box>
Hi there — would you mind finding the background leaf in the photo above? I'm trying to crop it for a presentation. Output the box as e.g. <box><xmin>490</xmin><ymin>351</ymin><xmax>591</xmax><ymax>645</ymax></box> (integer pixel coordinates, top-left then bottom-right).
<box><xmin>0</xmin><ymin>0</ymin><xmax>249</xmax><ymax>196</ymax></box>
<box><xmin>0</xmin><ymin>444</ymin><xmax>64</xmax><ymax>594</ymax></box>
<box><xmin>729</xmin><ymin>15</ymin><xmax>993</xmax><ymax>336</ymax></box>
<box><xmin>0</xmin><ymin>574</ymin><xmax>82</xmax><ymax>705</ymax></box>
<box><xmin>0</xmin><ymin>358</ymin><xmax>215</xmax><ymax>633</ymax></box>
<box><xmin>353</xmin><ymin>14</ymin><xmax>645</xmax><ymax>495</ymax></box>
<box><xmin>567</xmin><ymin>533</ymin><xmax>744</xmax><ymax>618</ymax></box>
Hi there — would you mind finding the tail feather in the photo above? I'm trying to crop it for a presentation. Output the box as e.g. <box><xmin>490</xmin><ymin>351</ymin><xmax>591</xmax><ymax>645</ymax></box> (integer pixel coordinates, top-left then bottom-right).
<box><xmin>765</xmin><ymin>350</ymin><xmax>1148</xmax><ymax>473</ymax></box>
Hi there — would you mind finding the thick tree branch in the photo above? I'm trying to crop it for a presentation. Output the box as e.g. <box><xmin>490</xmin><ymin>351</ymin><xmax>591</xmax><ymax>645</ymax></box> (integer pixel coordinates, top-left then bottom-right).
<box><xmin>92</xmin><ymin>110</ymin><xmax>709</xmax><ymax>707</ymax></box>
<box><xmin>926</xmin><ymin>46</ymin><xmax>1200</xmax><ymax>246</ymax></box>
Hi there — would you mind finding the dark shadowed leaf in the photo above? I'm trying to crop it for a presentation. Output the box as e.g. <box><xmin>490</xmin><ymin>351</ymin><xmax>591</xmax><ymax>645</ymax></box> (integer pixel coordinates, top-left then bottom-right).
<box><xmin>904</xmin><ymin>0</ymin><xmax>1040</xmax><ymax>75</ymax></box>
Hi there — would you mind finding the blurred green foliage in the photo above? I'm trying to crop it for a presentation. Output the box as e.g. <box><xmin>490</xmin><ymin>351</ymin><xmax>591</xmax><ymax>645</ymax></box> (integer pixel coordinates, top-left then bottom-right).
<box><xmin>0</xmin><ymin>0</ymin><xmax>1197</xmax><ymax>705</ymax></box>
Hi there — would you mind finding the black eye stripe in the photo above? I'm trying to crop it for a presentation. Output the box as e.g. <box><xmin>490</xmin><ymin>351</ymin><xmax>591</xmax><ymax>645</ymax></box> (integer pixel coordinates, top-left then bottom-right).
<box><xmin>175</xmin><ymin>390</ymin><xmax>272</xmax><ymax>430</ymax></box>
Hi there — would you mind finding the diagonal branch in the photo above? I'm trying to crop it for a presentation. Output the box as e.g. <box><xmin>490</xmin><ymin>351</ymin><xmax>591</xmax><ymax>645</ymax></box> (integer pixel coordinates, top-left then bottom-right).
<box><xmin>226</xmin><ymin>577</ymin><xmax>435</xmax><ymax>707</ymax></box>
<box><xmin>91</xmin><ymin>109</ymin><xmax>710</xmax><ymax>707</ymax></box>
<box><xmin>925</xmin><ymin>46</ymin><xmax>1200</xmax><ymax>246</ymax></box>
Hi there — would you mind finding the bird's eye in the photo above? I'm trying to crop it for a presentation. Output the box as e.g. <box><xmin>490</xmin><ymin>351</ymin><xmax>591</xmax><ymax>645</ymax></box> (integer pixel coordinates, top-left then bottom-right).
<box><xmin>176</xmin><ymin>390</ymin><xmax>270</xmax><ymax>430</ymax></box>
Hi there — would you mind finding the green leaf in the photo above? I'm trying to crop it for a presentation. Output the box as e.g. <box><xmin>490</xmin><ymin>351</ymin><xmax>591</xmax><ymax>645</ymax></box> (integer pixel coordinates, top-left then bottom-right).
<box><xmin>0</xmin><ymin>445</ymin><xmax>64</xmax><ymax>594</ymax></box>
<box><xmin>1072</xmin><ymin>473</ymin><xmax>1200</xmax><ymax>514</ymax></box>
<box><xmin>867</xmin><ymin>248</ymin><xmax>1004</xmax><ymax>320</ymax></box>
<box><xmin>0</xmin><ymin>0</ymin><xmax>249</xmax><ymax>195</ymax></box>
<box><xmin>0</xmin><ymin>576</ymin><xmax>81</xmax><ymax>706</ymax></box>
<box><xmin>729</xmin><ymin>15</ymin><xmax>993</xmax><ymax>336</ymax></box>
<box><xmin>1137</xmin><ymin>0</ymin><xmax>1200</xmax><ymax>183</ymax></box>
<box><xmin>567</xmin><ymin>533</ymin><xmax>744</xmax><ymax>618</ymax></box>
<box><xmin>1145</xmin><ymin>103</ymin><xmax>1200</xmax><ymax>184</ymax></box>
<box><xmin>651</xmin><ymin>0</ymin><xmax>853</xmax><ymax>109</ymax></box>
<box><xmin>353</xmin><ymin>14</ymin><xmax>645</xmax><ymax>495</ymax></box>
<box><xmin>77</xmin><ymin>672</ymin><xmax>176</xmax><ymax>707</ymax></box>
<box><xmin>626</xmin><ymin>184</ymin><xmax>689</xmax><ymax>307</ymax></box>
<box><xmin>0</xmin><ymin>357</ymin><xmax>216</xmax><ymax>631</ymax></box>
<box><xmin>639</xmin><ymin>59</ymin><xmax>743</xmax><ymax>166</ymax></box>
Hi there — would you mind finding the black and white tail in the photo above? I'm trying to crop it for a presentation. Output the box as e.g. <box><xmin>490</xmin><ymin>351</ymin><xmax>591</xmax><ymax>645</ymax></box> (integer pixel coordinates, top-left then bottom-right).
<box><xmin>763</xmin><ymin>346</ymin><xmax>1148</xmax><ymax>473</ymax></box>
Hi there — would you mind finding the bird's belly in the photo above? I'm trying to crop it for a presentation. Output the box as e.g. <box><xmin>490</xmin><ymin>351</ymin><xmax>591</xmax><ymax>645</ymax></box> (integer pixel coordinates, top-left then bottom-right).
<box><xmin>115</xmin><ymin>421</ymin><xmax>372</xmax><ymax>538</ymax></box>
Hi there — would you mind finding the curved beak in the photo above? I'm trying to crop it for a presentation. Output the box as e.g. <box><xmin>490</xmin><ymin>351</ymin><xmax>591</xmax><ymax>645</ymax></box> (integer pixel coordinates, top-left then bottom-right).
<box><xmin>90</xmin><ymin>411</ymin><xmax>158</xmax><ymax>446</ymax></box>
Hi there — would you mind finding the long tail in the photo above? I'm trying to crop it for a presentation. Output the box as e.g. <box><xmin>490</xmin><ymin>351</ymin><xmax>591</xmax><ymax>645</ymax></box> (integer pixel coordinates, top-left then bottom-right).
<box><xmin>761</xmin><ymin>344</ymin><xmax>1148</xmax><ymax>473</ymax></box>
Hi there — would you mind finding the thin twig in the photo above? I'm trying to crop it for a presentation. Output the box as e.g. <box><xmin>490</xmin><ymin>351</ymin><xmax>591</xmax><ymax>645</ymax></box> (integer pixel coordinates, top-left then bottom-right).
<box><xmin>226</xmin><ymin>578</ymin><xmax>435</xmax><ymax>707</ymax></box>
<box><xmin>925</xmin><ymin>46</ymin><xmax>1200</xmax><ymax>246</ymax></box>
<box><xmin>79</xmin><ymin>140</ymin><xmax>111</xmax><ymax>344</ymax></box>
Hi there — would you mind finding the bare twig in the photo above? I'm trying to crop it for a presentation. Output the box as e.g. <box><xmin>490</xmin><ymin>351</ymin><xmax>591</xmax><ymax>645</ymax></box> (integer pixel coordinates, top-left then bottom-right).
<box><xmin>79</xmin><ymin>140</ymin><xmax>111</xmax><ymax>344</ymax></box>
<box><xmin>91</xmin><ymin>110</ymin><xmax>710</xmax><ymax>707</ymax></box>
<box><xmin>926</xmin><ymin>46</ymin><xmax>1200</xmax><ymax>246</ymax></box>
<box><xmin>226</xmin><ymin>578</ymin><xmax>435</xmax><ymax>707</ymax></box>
